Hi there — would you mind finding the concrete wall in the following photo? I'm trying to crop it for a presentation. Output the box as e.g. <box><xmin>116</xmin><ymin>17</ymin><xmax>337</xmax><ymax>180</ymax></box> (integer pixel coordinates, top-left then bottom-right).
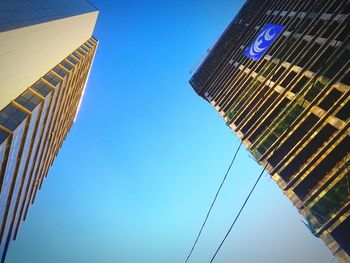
<box><xmin>0</xmin><ymin>11</ymin><xmax>98</xmax><ymax>110</ymax></box>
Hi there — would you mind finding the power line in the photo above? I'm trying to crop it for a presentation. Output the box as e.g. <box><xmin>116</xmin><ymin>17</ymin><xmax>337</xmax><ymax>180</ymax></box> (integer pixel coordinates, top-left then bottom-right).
<box><xmin>209</xmin><ymin>164</ymin><xmax>267</xmax><ymax>263</ymax></box>
<box><xmin>208</xmin><ymin>89</ymin><xmax>308</xmax><ymax>262</ymax></box>
<box><xmin>184</xmin><ymin>141</ymin><xmax>243</xmax><ymax>263</ymax></box>
<box><xmin>207</xmin><ymin>59</ymin><xmax>316</xmax><ymax>263</ymax></box>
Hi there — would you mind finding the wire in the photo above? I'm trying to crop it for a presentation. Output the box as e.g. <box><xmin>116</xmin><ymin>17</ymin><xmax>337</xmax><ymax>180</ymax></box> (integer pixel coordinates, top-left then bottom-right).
<box><xmin>208</xmin><ymin>63</ymin><xmax>316</xmax><ymax>262</ymax></box>
<box><xmin>184</xmin><ymin>141</ymin><xmax>243</xmax><ymax>263</ymax></box>
<box><xmin>208</xmin><ymin>72</ymin><xmax>319</xmax><ymax>262</ymax></box>
<box><xmin>210</xmin><ymin>164</ymin><xmax>267</xmax><ymax>263</ymax></box>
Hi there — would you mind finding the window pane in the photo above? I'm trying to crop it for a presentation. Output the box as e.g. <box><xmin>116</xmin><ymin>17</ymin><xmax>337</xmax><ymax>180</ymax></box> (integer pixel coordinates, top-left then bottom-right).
<box><xmin>0</xmin><ymin>121</ymin><xmax>26</xmax><ymax>240</ymax></box>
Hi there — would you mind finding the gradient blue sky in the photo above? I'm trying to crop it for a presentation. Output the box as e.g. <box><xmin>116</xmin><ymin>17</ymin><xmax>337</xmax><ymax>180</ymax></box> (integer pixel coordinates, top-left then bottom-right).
<box><xmin>7</xmin><ymin>0</ymin><xmax>335</xmax><ymax>262</ymax></box>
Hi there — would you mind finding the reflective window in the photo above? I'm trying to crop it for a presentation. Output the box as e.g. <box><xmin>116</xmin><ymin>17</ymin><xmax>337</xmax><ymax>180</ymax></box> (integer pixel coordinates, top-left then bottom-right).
<box><xmin>0</xmin><ymin>104</ymin><xmax>28</xmax><ymax>131</ymax></box>
<box><xmin>84</xmin><ymin>42</ymin><xmax>92</xmax><ymax>49</ymax></box>
<box><xmin>87</xmin><ymin>39</ymin><xmax>95</xmax><ymax>46</ymax></box>
<box><xmin>304</xmin><ymin>81</ymin><xmax>326</xmax><ymax>102</ymax></box>
<box><xmin>80</xmin><ymin>45</ymin><xmax>89</xmax><ymax>53</ymax></box>
<box><xmin>72</xmin><ymin>51</ymin><xmax>82</xmax><ymax>60</ymax></box>
<box><xmin>324</xmin><ymin>48</ymin><xmax>350</xmax><ymax>79</ymax></box>
<box><xmin>60</xmin><ymin>60</ymin><xmax>73</xmax><ymax>71</ymax></box>
<box><xmin>43</xmin><ymin>72</ymin><xmax>60</xmax><ymax>87</ymax></box>
<box><xmin>0</xmin><ymin>138</ymin><xmax>9</xmax><ymax>177</ymax></box>
<box><xmin>271</xmin><ymin>66</ymin><xmax>286</xmax><ymax>82</ymax></box>
<box><xmin>291</xmin><ymin>76</ymin><xmax>309</xmax><ymax>94</ymax></box>
<box><xmin>0</xmin><ymin>130</ymin><xmax>8</xmax><ymax>145</ymax></box>
<box><xmin>281</xmin><ymin>70</ymin><xmax>297</xmax><ymax>88</ymax></box>
<box><xmin>256</xmin><ymin>102</ymin><xmax>305</xmax><ymax>155</ymax></box>
<box><xmin>310</xmin><ymin>45</ymin><xmax>335</xmax><ymax>73</ymax></box>
<box><xmin>331</xmin><ymin>216</ymin><xmax>350</xmax><ymax>255</ymax></box>
<box><xmin>90</xmin><ymin>37</ymin><xmax>97</xmax><ymax>44</ymax></box>
<box><xmin>1</xmin><ymin>107</ymin><xmax>40</xmax><ymax>245</ymax></box>
<box><xmin>318</xmin><ymin>89</ymin><xmax>343</xmax><ymax>110</ymax></box>
<box><xmin>67</xmin><ymin>56</ymin><xmax>78</xmax><ymax>65</ymax></box>
<box><xmin>31</xmin><ymin>80</ymin><xmax>52</xmax><ymax>97</ymax></box>
<box><xmin>335</xmin><ymin>100</ymin><xmax>350</xmax><ymax>121</ymax></box>
<box><xmin>311</xmin><ymin>167</ymin><xmax>350</xmax><ymax>225</ymax></box>
<box><xmin>14</xmin><ymin>91</ymin><xmax>41</xmax><ymax>111</ymax></box>
<box><xmin>341</xmin><ymin>72</ymin><xmax>350</xmax><ymax>86</ymax></box>
<box><xmin>11</xmin><ymin>96</ymin><xmax>51</xmax><ymax>239</ymax></box>
<box><xmin>21</xmin><ymin>85</ymin><xmax>60</xmax><ymax>217</ymax></box>
<box><xmin>52</xmin><ymin>66</ymin><xmax>68</xmax><ymax>78</ymax></box>
<box><xmin>78</xmin><ymin>47</ymin><xmax>87</xmax><ymax>55</ymax></box>
<box><xmin>0</xmin><ymin>121</ymin><xmax>26</xmax><ymax>240</ymax></box>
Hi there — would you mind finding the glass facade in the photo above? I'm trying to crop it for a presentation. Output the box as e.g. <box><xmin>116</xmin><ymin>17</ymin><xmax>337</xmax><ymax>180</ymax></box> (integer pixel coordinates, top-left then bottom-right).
<box><xmin>0</xmin><ymin>121</ymin><xmax>26</xmax><ymax>241</ymax></box>
<box><xmin>11</xmin><ymin>96</ymin><xmax>51</xmax><ymax>241</ymax></box>
<box><xmin>0</xmin><ymin>37</ymin><xmax>98</xmax><ymax>261</ymax></box>
<box><xmin>190</xmin><ymin>0</ymin><xmax>350</xmax><ymax>262</ymax></box>
<box><xmin>0</xmin><ymin>107</ymin><xmax>39</xmax><ymax>249</ymax></box>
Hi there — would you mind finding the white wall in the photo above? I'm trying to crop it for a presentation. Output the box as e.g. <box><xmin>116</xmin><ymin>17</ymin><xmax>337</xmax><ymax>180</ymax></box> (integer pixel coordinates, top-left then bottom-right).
<box><xmin>0</xmin><ymin>11</ymin><xmax>98</xmax><ymax>109</ymax></box>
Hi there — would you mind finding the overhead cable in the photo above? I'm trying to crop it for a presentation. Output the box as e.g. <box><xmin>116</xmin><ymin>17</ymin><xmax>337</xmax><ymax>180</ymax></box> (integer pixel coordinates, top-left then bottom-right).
<box><xmin>209</xmin><ymin>164</ymin><xmax>267</xmax><ymax>262</ymax></box>
<box><xmin>184</xmin><ymin>141</ymin><xmax>243</xmax><ymax>263</ymax></box>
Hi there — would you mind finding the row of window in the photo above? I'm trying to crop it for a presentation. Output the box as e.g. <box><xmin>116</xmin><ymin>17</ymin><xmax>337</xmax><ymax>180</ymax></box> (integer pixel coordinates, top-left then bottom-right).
<box><xmin>211</xmin><ymin>0</ymin><xmax>345</xmax><ymax>109</ymax></box>
<box><xmin>0</xmin><ymin>38</ymin><xmax>96</xmax><ymax>256</ymax></box>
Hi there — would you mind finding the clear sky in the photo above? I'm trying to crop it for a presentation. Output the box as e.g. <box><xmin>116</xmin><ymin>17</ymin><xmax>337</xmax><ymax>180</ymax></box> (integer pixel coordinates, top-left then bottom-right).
<box><xmin>7</xmin><ymin>0</ymin><xmax>335</xmax><ymax>262</ymax></box>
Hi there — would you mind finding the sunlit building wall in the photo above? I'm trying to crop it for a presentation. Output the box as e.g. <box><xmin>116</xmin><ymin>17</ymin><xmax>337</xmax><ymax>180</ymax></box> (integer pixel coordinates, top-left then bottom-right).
<box><xmin>190</xmin><ymin>0</ymin><xmax>350</xmax><ymax>262</ymax></box>
<box><xmin>0</xmin><ymin>1</ymin><xmax>98</xmax><ymax>261</ymax></box>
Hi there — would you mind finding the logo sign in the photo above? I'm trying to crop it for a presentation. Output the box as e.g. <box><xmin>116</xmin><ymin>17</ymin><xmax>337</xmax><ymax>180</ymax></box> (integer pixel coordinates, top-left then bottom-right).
<box><xmin>244</xmin><ymin>24</ymin><xmax>284</xmax><ymax>61</ymax></box>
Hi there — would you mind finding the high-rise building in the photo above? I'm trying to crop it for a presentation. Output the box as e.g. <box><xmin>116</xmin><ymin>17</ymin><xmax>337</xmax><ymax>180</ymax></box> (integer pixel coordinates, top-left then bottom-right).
<box><xmin>190</xmin><ymin>0</ymin><xmax>349</xmax><ymax>262</ymax></box>
<box><xmin>0</xmin><ymin>1</ymin><xmax>98</xmax><ymax>261</ymax></box>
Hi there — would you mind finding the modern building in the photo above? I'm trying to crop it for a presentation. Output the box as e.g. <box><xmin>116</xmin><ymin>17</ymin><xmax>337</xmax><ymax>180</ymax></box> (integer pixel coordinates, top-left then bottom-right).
<box><xmin>190</xmin><ymin>0</ymin><xmax>349</xmax><ymax>262</ymax></box>
<box><xmin>0</xmin><ymin>1</ymin><xmax>98</xmax><ymax>261</ymax></box>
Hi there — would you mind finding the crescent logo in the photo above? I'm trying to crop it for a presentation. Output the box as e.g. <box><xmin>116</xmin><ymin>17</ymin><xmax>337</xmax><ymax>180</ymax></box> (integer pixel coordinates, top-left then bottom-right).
<box><xmin>244</xmin><ymin>24</ymin><xmax>284</xmax><ymax>61</ymax></box>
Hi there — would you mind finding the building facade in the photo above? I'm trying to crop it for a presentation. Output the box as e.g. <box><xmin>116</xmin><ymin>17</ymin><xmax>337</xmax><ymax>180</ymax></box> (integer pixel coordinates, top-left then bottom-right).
<box><xmin>190</xmin><ymin>0</ymin><xmax>349</xmax><ymax>262</ymax></box>
<box><xmin>0</xmin><ymin>1</ymin><xmax>98</xmax><ymax>261</ymax></box>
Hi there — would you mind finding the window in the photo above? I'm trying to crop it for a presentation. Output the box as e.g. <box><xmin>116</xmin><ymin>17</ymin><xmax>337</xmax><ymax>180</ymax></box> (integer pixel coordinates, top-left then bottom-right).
<box><xmin>335</xmin><ymin>100</ymin><xmax>350</xmax><ymax>120</ymax></box>
<box><xmin>309</xmin><ymin>20</ymin><xmax>325</xmax><ymax>36</ymax></box>
<box><xmin>288</xmin><ymin>40</ymin><xmax>308</xmax><ymax>63</ymax></box>
<box><xmin>255</xmin><ymin>100</ymin><xmax>304</xmax><ymax>155</ymax></box>
<box><xmin>310</xmin><ymin>45</ymin><xmax>335</xmax><ymax>73</ymax></box>
<box><xmin>78</xmin><ymin>47</ymin><xmax>87</xmax><ymax>55</ymax></box>
<box><xmin>318</xmin><ymin>89</ymin><xmax>343</xmax><ymax>110</ymax></box>
<box><xmin>281</xmin><ymin>70</ymin><xmax>297</xmax><ymax>88</ymax></box>
<box><xmin>52</xmin><ymin>65</ymin><xmax>67</xmax><ymax>78</ymax></box>
<box><xmin>304</xmin><ymin>81</ymin><xmax>326</xmax><ymax>102</ymax></box>
<box><xmin>322</xmin><ymin>21</ymin><xmax>339</xmax><ymax>39</ymax></box>
<box><xmin>80</xmin><ymin>45</ymin><xmax>89</xmax><ymax>53</ymax></box>
<box><xmin>255</xmin><ymin>59</ymin><xmax>268</xmax><ymax>73</ymax></box>
<box><xmin>0</xmin><ymin>104</ymin><xmax>28</xmax><ymax>131</ymax></box>
<box><xmin>340</xmin><ymin>72</ymin><xmax>350</xmax><ymax>86</ymax></box>
<box><xmin>31</xmin><ymin>80</ymin><xmax>52</xmax><ymax>97</ymax></box>
<box><xmin>15</xmin><ymin>90</ymin><xmax>41</xmax><ymax>111</ymax></box>
<box><xmin>324</xmin><ymin>48</ymin><xmax>350</xmax><ymax>79</ymax></box>
<box><xmin>299</xmin><ymin>43</ymin><xmax>321</xmax><ymax>68</ymax></box>
<box><xmin>262</xmin><ymin>61</ymin><xmax>277</xmax><ymax>77</ymax></box>
<box><xmin>43</xmin><ymin>72</ymin><xmax>60</xmax><ymax>86</ymax></box>
<box><xmin>72</xmin><ymin>51</ymin><xmax>82</xmax><ymax>60</ymax></box>
<box><xmin>67</xmin><ymin>56</ymin><xmax>78</xmax><ymax>65</ymax></box>
<box><xmin>0</xmin><ymin>130</ymin><xmax>8</xmax><ymax>144</ymax></box>
<box><xmin>331</xmin><ymin>216</ymin><xmax>350</xmax><ymax>255</ymax></box>
<box><xmin>311</xmin><ymin>169</ymin><xmax>350</xmax><ymax>224</ymax></box>
<box><xmin>271</xmin><ymin>66</ymin><xmax>286</xmax><ymax>82</ymax></box>
<box><xmin>291</xmin><ymin>76</ymin><xmax>309</xmax><ymax>93</ymax></box>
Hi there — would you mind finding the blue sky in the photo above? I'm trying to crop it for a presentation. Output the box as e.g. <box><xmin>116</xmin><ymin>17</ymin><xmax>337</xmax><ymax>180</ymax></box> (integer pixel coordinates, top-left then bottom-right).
<box><xmin>7</xmin><ymin>0</ymin><xmax>335</xmax><ymax>262</ymax></box>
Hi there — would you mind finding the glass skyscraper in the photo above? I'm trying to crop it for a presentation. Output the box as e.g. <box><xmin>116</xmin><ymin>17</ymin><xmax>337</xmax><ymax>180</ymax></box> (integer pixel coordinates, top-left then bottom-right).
<box><xmin>0</xmin><ymin>1</ymin><xmax>98</xmax><ymax>261</ymax></box>
<box><xmin>190</xmin><ymin>0</ymin><xmax>349</xmax><ymax>262</ymax></box>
